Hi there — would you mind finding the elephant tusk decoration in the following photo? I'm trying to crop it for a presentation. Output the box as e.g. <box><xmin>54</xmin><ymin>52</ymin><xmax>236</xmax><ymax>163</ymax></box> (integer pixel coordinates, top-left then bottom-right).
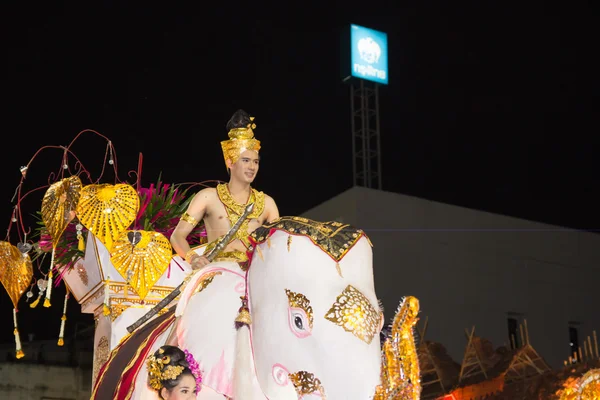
<box><xmin>373</xmin><ymin>296</ymin><xmax>421</xmax><ymax>400</ymax></box>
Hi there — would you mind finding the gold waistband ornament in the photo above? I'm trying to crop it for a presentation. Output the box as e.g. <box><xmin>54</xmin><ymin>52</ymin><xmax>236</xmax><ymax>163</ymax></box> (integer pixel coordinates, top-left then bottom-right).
<box><xmin>220</xmin><ymin>116</ymin><xmax>260</xmax><ymax>170</ymax></box>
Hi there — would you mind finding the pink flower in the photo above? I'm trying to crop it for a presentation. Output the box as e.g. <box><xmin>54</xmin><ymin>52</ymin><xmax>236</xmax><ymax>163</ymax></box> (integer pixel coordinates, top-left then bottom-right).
<box><xmin>184</xmin><ymin>349</ymin><xmax>203</xmax><ymax>393</ymax></box>
<box><xmin>39</xmin><ymin>234</ymin><xmax>53</xmax><ymax>252</ymax></box>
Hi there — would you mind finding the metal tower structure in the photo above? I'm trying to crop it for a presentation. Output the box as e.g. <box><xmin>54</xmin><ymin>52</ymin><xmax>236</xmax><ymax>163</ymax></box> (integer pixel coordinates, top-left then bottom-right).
<box><xmin>349</xmin><ymin>78</ymin><xmax>382</xmax><ymax>189</ymax></box>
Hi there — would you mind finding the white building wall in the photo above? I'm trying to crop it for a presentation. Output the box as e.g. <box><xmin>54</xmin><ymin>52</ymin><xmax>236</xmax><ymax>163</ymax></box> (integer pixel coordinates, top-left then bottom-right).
<box><xmin>302</xmin><ymin>186</ymin><xmax>599</xmax><ymax>369</ymax></box>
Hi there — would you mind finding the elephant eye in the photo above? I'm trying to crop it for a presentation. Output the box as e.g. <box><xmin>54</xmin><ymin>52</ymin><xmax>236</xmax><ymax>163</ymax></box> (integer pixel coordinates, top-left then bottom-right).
<box><xmin>285</xmin><ymin>289</ymin><xmax>313</xmax><ymax>338</ymax></box>
<box><xmin>289</xmin><ymin>308</ymin><xmax>312</xmax><ymax>338</ymax></box>
<box><xmin>294</xmin><ymin>313</ymin><xmax>304</xmax><ymax>330</ymax></box>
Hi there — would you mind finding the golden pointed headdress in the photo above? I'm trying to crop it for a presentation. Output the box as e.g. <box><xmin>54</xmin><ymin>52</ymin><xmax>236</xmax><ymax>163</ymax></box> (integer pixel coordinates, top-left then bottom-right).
<box><xmin>220</xmin><ymin>116</ymin><xmax>261</xmax><ymax>169</ymax></box>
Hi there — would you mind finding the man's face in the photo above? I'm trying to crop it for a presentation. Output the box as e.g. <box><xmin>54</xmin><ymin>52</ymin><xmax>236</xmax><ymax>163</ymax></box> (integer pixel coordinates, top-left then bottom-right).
<box><xmin>229</xmin><ymin>150</ymin><xmax>260</xmax><ymax>184</ymax></box>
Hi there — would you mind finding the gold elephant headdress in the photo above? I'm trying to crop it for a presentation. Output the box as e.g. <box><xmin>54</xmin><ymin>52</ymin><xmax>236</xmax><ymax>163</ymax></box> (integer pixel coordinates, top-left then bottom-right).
<box><xmin>220</xmin><ymin>116</ymin><xmax>261</xmax><ymax>169</ymax></box>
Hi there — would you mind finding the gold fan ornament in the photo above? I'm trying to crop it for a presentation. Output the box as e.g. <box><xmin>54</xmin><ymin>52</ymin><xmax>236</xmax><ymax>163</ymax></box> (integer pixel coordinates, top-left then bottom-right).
<box><xmin>0</xmin><ymin>241</ymin><xmax>34</xmax><ymax>359</ymax></box>
<box><xmin>40</xmin><ymin>176</ymin><xmax>82</xmax><ymax>307</ymax></box>
<box><xmin>76</xmin><ymin>183</ymin><xmax>140</xmax><ymax>251</ymax></box>
<box><xmin>110</xmin><ymin>230</ymin><xmax>172</xmax><ymax>300</ymax></box>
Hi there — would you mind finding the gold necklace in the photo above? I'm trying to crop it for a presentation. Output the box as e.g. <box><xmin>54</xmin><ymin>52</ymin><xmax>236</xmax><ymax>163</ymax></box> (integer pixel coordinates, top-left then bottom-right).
<box><xmin>217</xmin><ymin>183</ymin><xmax>265</xmax><ymax>246</ymax></box>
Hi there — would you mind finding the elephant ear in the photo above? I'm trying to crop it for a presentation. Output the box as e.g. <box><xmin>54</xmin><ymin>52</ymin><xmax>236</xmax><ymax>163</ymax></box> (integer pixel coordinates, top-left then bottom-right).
<box><xmin>373</xmin><ymin>296</ymin><xmax>421</xmax><ymax>400</ymax></box>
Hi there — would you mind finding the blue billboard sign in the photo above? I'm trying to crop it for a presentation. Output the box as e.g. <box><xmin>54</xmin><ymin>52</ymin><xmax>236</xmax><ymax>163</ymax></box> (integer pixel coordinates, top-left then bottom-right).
<box><xmin>350</xmin><ymin>24</ymin><xmax>388</xmax><ymax>85</ymax></box>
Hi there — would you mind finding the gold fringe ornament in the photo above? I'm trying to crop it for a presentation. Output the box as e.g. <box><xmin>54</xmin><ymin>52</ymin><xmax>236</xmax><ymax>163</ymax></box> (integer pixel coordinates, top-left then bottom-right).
<box><xmin>57</xmin><ymin>291</ymin><xmax>69</xmax><ymax>346</ymax></box>
<box><xmin>13</xmin><ymin>308</ymin><xmax>24</xmax><ymax>359</ymax></box>
<box><xmin>255</xmin><ymin>245</ymin><xmax>264</xmax><ymax>261</ymax></box>
<box><xmin>103</xmin><ymin>277</ymin><xmax>111</xmax><ymax>316</ymax></box>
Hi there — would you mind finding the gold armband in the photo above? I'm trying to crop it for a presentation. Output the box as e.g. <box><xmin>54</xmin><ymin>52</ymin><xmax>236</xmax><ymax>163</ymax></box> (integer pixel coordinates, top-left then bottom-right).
<box><xmin>180</xmin><ymin>212</ymin><xmax>199</xmax><ymax>228</ymax></box>
<box><xmin>185</xmin><ymin>249</ymin><xmax>199</xmax><ymax>264</ymax></box>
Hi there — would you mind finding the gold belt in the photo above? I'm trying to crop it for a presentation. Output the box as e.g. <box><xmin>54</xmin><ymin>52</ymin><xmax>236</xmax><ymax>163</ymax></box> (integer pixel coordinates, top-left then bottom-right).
<box><xmin>202</xmin><ymin>237</ymin><xmax>248</xmax><ymax>264</ymax></box>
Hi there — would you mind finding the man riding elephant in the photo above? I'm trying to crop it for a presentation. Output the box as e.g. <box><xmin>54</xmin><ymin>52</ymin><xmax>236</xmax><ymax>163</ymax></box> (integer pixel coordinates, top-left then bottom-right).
<box><xmin>169</xmin><ymin>109</ymin><xmax>279</xmax><ymax>272</ymax></box>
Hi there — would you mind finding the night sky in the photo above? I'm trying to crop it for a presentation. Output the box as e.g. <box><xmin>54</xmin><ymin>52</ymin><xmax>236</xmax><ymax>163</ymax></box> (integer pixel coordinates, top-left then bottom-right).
<box><xmin>1</xmin><ymin>2</ymin><xmax>596</xmax><ymax>344</ymax></box>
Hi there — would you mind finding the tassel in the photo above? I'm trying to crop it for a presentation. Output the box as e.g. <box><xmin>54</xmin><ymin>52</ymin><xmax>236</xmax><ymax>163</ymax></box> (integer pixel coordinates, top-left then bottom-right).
<box><xmin>44</xmin><ymin>249</ymin><xmax>55</xmax><ymax>308</ymax></box>
<box><xmin>266</xmin><ymin>236</ymin><xmax>271</xmax><ymax>248</ymax></box>
<box><xmin>78</xmin><ymin>233</ymin><xmax>85</xmax><ymax>251</ymax></box>
<box><xmin>44</xmin><ymin>270</ymin><xmax>53</xmax><ymax>307</ymax></box>
<box><xmin>57</xmin><ymin>291</ymin><xmax>69</xmax><ymax>346</ymax></box>
<box><xmin>13</xmin><ymin>309</ymin><xmax>24</xmax><ymax>359</ymax></box>
<box><xmin>30</xmin><ymin>292</ymin><xmax>42</xmax><ymax>308</ymax></box>
<box><xmin>287</xmin><ymin>235</ymin><xmax>292</xmax><ymax>252</ymax></box>
<box><xmin>255</xmin><ymin>246</ymin><xmax>264</xmax><ymax>261</ymax></box>
<box><xmin>103</xmin><ymin>277</ymin><xmax>111</xmax><ymax>317</ymax></box>
<box><xmin>233</xmin><ymin>325</ymin><xmax>255</xmax><ymax>398</ymax></box>
<box><xmin>235</xmin><ymin>308</ymin><xmax>252</xmax><ymax>327</ymax></box>
<box><xmin>234</xmin><ymin>295</ymin><xmax>252</xmax><ymax>329</ymax></box>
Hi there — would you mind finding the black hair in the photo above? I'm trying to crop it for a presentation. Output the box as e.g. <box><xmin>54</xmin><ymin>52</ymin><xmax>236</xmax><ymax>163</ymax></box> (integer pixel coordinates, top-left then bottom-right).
<box><xmin>149</xmin><ymin>345</ymin><xmax>195</xmax><ymax>398</ymax></box>
<box><xmin>226</xmin><ymin>109</ymin><xmax>251</xmax><ymax>131</ymax></box>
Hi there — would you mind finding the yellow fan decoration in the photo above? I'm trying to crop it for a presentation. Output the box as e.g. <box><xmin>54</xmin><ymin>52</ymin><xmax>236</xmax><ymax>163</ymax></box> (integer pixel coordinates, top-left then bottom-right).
<box><xmin>374</xmin><ymin>296</ymin><xmax>421</xmax><ymax>400</ymax></box>
<box><xmin>40</xmin><ymin>175</ymin><xmax>82</xmax><ymax>307</ymax></box>
<box><xmin>110</xmin><ymin>230</ymin><xmax>172</xmax><ymax>300</ymax></box>
<box><xmin>41</xmin><ymin>176</ymin><xmax>83</xmax><ymax>248</ymax></box>
<box><xmin>76</xmin><ymin>183</ymin><xmax>140</xmax><ymax>251</ymax></box>
<box><xmin>0</xmin><ymin>241</ymin><xmax>34</xmax><ymax>359</ymax></box>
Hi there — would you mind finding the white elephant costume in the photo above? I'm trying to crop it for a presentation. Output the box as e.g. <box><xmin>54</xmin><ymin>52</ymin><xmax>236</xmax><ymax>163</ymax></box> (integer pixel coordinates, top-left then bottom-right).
<box><xmin>90</xmin><ymin>216</ymin><xmax>420</xmax><ymax>399</ymax></box>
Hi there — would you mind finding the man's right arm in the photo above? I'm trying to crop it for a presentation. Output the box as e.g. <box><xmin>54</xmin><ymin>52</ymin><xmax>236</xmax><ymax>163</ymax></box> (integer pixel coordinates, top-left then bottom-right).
<box><xmin>170</xmin><ymin>188</ymin><xmax>213</xmax><ymax>270</ymax></box>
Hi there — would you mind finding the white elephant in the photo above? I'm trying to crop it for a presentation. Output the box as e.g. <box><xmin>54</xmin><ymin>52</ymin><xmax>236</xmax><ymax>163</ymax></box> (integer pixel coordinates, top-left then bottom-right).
<box><xmin>91</xmin><ymin>217</ymin><xmax>419</xmax><ymax>400</ymax></box>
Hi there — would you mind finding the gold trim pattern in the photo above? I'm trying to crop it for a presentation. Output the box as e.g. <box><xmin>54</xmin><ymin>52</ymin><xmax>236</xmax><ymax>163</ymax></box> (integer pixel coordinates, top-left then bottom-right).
<box><xmin>109</xmin><ymin>303</ymin><xmax>170</xmax><ymax>322</ymax></box>
<box><xmin>251</xmin><ymin>216</ymin><xmax>369</xmax><ymax>263</ymax></box>
<box><xmin>194</xmin><ymin>271</ymin><xmax>222</xmax><ymax>295</ymax></box>
<box><xmin>92</xmin><ymin>336</ymin><xmax>109</xmax><ymax>389</ymax></box>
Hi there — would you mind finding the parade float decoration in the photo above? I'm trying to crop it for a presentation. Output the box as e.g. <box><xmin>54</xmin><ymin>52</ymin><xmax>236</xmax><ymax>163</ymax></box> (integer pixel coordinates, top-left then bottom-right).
<box><xmin>2</xmin><ymin>129</ymin><xmax>423</xmax><ymax>398</ymax></box>
<box><xmin>2</xmin><ymin>130</ymin><xmax>208</xmax><ymax>366</ymax></box>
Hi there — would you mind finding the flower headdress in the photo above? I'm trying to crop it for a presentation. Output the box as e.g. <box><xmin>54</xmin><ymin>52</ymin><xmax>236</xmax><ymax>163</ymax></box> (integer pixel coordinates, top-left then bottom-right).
<box><xmin>146</xmin><ymin>347</ymin><xmax>203</xmax><ymax>393</ymax></box>
<box><xmin>184</xmin><ymin>349</ymin><xmax>203</xmax><ymax>393</ymax></box>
